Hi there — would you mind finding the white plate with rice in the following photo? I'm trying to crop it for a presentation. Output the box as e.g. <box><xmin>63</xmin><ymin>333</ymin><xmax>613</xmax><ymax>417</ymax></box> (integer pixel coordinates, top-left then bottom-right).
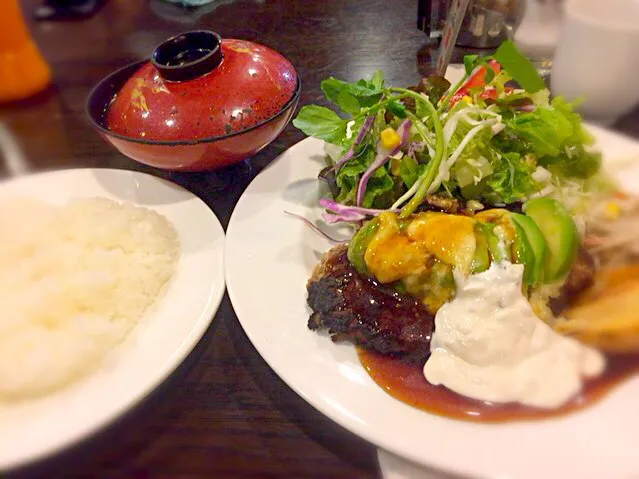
<box><xmin>0</xmin><ymin>168</ymin><xmax>225</xmax><ymax>471</ymax></box>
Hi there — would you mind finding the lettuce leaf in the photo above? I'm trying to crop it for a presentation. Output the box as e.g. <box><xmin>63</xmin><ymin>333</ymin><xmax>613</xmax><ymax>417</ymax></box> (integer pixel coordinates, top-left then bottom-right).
<box><xmin>504</xmin><ymin>97</ymin><xmax>601</xmax><ymax>179</ymax></box>
<box><xmin>509</xmin><ymin>105</ymin><xmax>573</xmax><ymax>157</ymax></box>
<box><xmin>447</xmin><ymin>119</ymin><xmax>497</xmax><ymax>188</ymax></box>
<box><xmin>481</xmin><ymin>152</ymin><xmax>539</xmax><ymax>203</ymax></box>
<box><xmin>430</xmin><ymin>111</ymin><xmax>541</xmax><ymax>202</ymax></box>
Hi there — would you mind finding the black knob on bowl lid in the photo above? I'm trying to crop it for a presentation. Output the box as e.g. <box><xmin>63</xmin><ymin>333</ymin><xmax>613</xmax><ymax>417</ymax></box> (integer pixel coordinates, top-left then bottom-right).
<box><xmin>152</xmin><ymin>30</ymin><xmax>223</xmax><ymax>82</ymax></box>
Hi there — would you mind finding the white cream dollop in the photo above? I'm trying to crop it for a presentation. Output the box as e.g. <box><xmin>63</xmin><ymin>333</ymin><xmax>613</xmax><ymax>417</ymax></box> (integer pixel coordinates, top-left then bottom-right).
<box><xmin>423</xmin><ymin>262</ymin><xmax>606</xmax><ymax>409</ymax></box>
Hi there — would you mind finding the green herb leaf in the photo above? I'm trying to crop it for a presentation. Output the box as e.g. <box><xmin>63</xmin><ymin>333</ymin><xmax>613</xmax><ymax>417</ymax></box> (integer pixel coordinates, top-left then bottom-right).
<box><xmin>320</xmin><ymin>75</ymin><xmax>383</xmax><ymax>113</ymax></box>
<box><xmin>464</xmin><ymin>54</ymin><xmax>479</xmax><ymax>75</ymax></box>
<box><xmin>292</xmin><ymin>105</ymin><xmax>348</xmax><ymax>144</ymax></box>
<box><xmin>371</xmin><ymin>70</ymin><xmax>385</xmax><ymax>90</ymax></box>
<box><xmin>371</xmin><ymin>109</ymin><xmax>388</xmax><ymax>140</ymax></box>
<box><xmin>335</xmin><ymin>145</ymin><xmax>395</xmax><ymax>208</ymax></box>
<box><xmin>387</xmin><ymin>100</ymin><xmax>407</xmax><ymax>118</ymax></box>
<box><xmin>336</xmin><ymin>90</ymin><xmax>361</xmax><ymax>115</ymax></box>
<box><xmin>399</xmin><ymin>154</ymin><xmax>419</xmax><ymax>188</ymax></box>
<box><xmin>493</xmin><ymin>40</ymin><xmax>545</xmax><ymax>93</ymax></box>
<box><xmin>363</xmin><ymin>167</ymin><xmax>395</xmax><ymax>208</ymax></box>
<box><xmin>335</xmin><ymin>157</ymin><xmax>365</xmax><ymax>203</ymax></box>
<box><xmin>480</xmin><ymin>58</ymin><xmax>496</xmax><ymax>84</ymax></box>
<box><xmin>321</xmin><ymin>77</ymin><xmax>378</xmax><ymax>101</ymax></box>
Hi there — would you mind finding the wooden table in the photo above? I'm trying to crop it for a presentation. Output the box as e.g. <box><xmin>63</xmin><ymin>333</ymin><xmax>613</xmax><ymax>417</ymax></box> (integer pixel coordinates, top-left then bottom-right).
<box><xmin>2</xmin><ymin>1</ymin><xmax>638</xmax><ymax>478</ymax></box>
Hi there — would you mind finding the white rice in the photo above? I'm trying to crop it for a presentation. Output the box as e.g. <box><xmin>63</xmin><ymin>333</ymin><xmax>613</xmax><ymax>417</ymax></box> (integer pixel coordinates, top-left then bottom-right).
<box><xmin>0</xmin><ymin>197</ymin><xmax>180</xmax><ymax>402</ymax></box>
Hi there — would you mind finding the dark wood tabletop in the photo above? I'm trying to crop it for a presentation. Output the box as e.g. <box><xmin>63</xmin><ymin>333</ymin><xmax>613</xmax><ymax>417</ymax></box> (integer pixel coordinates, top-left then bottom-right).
<box><xmin>2</xmin><ymin>1</ymin><xmax>638</xmax><ymax>478</ymax></box>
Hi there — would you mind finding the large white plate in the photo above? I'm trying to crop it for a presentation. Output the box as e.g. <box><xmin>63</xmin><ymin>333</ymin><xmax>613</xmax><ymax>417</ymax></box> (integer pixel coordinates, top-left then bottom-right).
<box><xmin>0</xmin><ymin>168</ymin><xmax>225</xmax><ymax>471</ymax></box>
<box><xmin>226</xmin><ymin>126</ymin><xmax>639</xmax><ymax>479</ymax></box>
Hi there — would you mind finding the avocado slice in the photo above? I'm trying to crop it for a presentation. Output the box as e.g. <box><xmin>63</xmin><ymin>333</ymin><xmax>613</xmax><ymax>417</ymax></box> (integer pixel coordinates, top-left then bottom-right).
<box><xmin>523</xmin><ymin>198</ymin><xmax>579</xmax><ymax>282</ymax></box>
<box><xmin>471</xmin><ymin>224</ymin><xmax>490</xmax><ymax>273</ymax></box>
<box><xmin>509</xmin><ymin>218</ymin><xmax>536</xmax><ymax>286</ymax></box>
<box><xmin>347</xmin><ymin>218</ymin><xmax>380</xmax><ymax>275</ymax></box>
<box><xmin>475</xmin><ymin>222</ymin><xmax>508</xmax><ymax>265</ymax></box>
<box><xmin>476</xmin><ymin>209</ymin><xmax>538</xmax><ymax>284</ymax></box>
<box><xmin>510</xmin><ymin>212</ymin><xmax>548</xmax><ymax>286</ymax></box>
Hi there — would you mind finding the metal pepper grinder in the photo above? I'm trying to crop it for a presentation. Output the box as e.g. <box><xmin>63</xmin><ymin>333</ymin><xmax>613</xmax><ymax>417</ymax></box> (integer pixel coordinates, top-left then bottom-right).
<box><xmin>418</xmin><ymin>0</ymin><xmax>524</xmax><ymax>49</ymax></box>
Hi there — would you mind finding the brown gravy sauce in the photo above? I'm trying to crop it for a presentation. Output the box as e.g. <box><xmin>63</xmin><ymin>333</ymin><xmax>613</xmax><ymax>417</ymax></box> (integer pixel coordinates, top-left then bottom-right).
<box><xmin>358</xmin><ymin>349</ymin><xmax>639</xmax><ymax>422</ymax></box>
<box><xmin>359</xmin><ymin>263</ymin><xmax>639</xmax><ymax>422</ymax></box>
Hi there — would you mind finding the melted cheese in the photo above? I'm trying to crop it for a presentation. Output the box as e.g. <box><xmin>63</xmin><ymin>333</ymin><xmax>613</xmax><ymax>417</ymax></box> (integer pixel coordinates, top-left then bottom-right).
<box><xmin>402</xmin><ymin>262</ymin><xmax>455</xmax><ymax>313</ymax></box>
<box><xmin>364</xmin><ymin>211</ymin><xmax>478</xmax><ymax>289</ymax></box>
<box><xmin>364</xmin><ymin>212</ymin><xmax>427</xmax><ymax>283</ymax></box>
<box><xmin>475</xmin><ymin>209</ymin><xmax>517</xmax><ymax>246</ymax></box>
<box><xmin>406</xmin><ymin>212</ymin><xmax>476</xmax><ymax>274</ymax></box>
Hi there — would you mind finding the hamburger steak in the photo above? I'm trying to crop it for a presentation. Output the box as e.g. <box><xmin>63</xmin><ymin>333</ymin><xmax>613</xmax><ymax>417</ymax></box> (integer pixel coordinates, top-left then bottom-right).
<box><xmin>307</xmin><ymin>245</ymin><xmax>434</xmax><ymax>364</ymax></box>
<box><xmin>307</xmin><ymin>244</ymin><xmax>596</xmax><ymax>364</ymax></box>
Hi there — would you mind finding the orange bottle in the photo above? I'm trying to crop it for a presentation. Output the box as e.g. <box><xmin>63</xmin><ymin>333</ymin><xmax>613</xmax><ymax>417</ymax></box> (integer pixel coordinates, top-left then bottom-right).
<box><xmin>0</xmin><ymin>0</ymin><xmax>52</xmax><ymax>103</ymax></box>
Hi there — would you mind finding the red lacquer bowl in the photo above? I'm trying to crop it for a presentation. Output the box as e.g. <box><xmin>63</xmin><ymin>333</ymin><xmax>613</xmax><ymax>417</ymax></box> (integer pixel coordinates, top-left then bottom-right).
<box><xmin>86</xmin><ymin>31</ymin><xmax>300</xmax><ymax>171</ymax></box>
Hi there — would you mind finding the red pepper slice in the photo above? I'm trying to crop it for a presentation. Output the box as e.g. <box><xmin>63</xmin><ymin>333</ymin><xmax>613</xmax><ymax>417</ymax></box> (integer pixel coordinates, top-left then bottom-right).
<box><xmin>479</xmin><ymin>88</ymin><xmax>497</xmax><ymax>101</ymax></box>
<box><xmin>449</xmin><ymin>60</ymin><xmax>501</xmax><ymax>106</ymax></box>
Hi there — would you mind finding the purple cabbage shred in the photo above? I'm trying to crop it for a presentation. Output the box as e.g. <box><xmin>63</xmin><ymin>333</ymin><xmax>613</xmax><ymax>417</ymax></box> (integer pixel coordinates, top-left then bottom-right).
<box><xmin>326</xmin><ymin>116</ymin><xmax>375</xmax><ymax>174</ymax></box>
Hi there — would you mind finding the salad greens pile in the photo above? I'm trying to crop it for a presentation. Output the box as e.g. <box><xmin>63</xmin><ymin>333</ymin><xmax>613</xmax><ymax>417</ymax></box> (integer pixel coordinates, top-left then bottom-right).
<box><xmin>292</xmin><ymin>41</ymin><xmax>602</xmax><ymax>224</ymax></box>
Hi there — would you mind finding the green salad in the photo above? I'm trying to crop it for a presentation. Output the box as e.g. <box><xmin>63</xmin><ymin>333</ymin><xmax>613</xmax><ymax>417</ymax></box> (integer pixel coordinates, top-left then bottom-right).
<box><xmin>292</xmin><ymin>41</ymin><xmax>605</xmax><ymax>224</ymax></box>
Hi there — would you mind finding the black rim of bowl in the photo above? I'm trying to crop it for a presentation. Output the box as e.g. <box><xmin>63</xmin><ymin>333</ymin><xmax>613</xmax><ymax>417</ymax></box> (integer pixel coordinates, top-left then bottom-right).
<box><xmin>85</xmin><ymin>57</ymin><xmax>301</xmax><ymax>147</ymax></box>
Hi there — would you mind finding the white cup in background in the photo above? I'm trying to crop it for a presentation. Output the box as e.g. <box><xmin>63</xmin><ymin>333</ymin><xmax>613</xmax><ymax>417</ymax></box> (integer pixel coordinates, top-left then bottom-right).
<box><xmin>550</xmin><ymin>0</ymin><xmax>639</xmax><ymax>125</ymax></box>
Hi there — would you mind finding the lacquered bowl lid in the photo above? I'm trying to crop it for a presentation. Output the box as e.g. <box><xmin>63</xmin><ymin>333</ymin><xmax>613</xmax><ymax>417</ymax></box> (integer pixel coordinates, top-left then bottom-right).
<box><xmin>105</xmin><ymin>30</ymin><xmax>298</xmax><ymax>142</ymax></box>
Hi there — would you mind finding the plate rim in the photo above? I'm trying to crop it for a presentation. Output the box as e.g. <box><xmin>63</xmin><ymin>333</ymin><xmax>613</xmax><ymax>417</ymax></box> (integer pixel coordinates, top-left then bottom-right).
<box><xmin>225</xmin><ymin>127</ymin><xmax>639</xmax><ymax>479</ymax></box>
<box><xmin>0</xmin><ymin>167</ymin><xmax>226</xmax><ymax>472</ymax></box>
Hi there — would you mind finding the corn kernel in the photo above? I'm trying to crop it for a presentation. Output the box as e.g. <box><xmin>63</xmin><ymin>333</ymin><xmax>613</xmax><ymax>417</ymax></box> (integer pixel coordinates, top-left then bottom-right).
<box><xmin>604</xmin><ymin>202</ymin><xmax>621</xmax><ymax>220</ymax></box>
<box><xmin>461</xmin><ymin>95</ymin><xmax>473</xmax><ymax>105</ymax></box>
<box><xmin>380</xmin><ymin>127</ymin><xmax>401</xmax><ymax>150</ymax></box>
<box><xmin>390</xmin><ymin>157</ymin><xmax>401</xmax><ymax>176</ymax></box>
